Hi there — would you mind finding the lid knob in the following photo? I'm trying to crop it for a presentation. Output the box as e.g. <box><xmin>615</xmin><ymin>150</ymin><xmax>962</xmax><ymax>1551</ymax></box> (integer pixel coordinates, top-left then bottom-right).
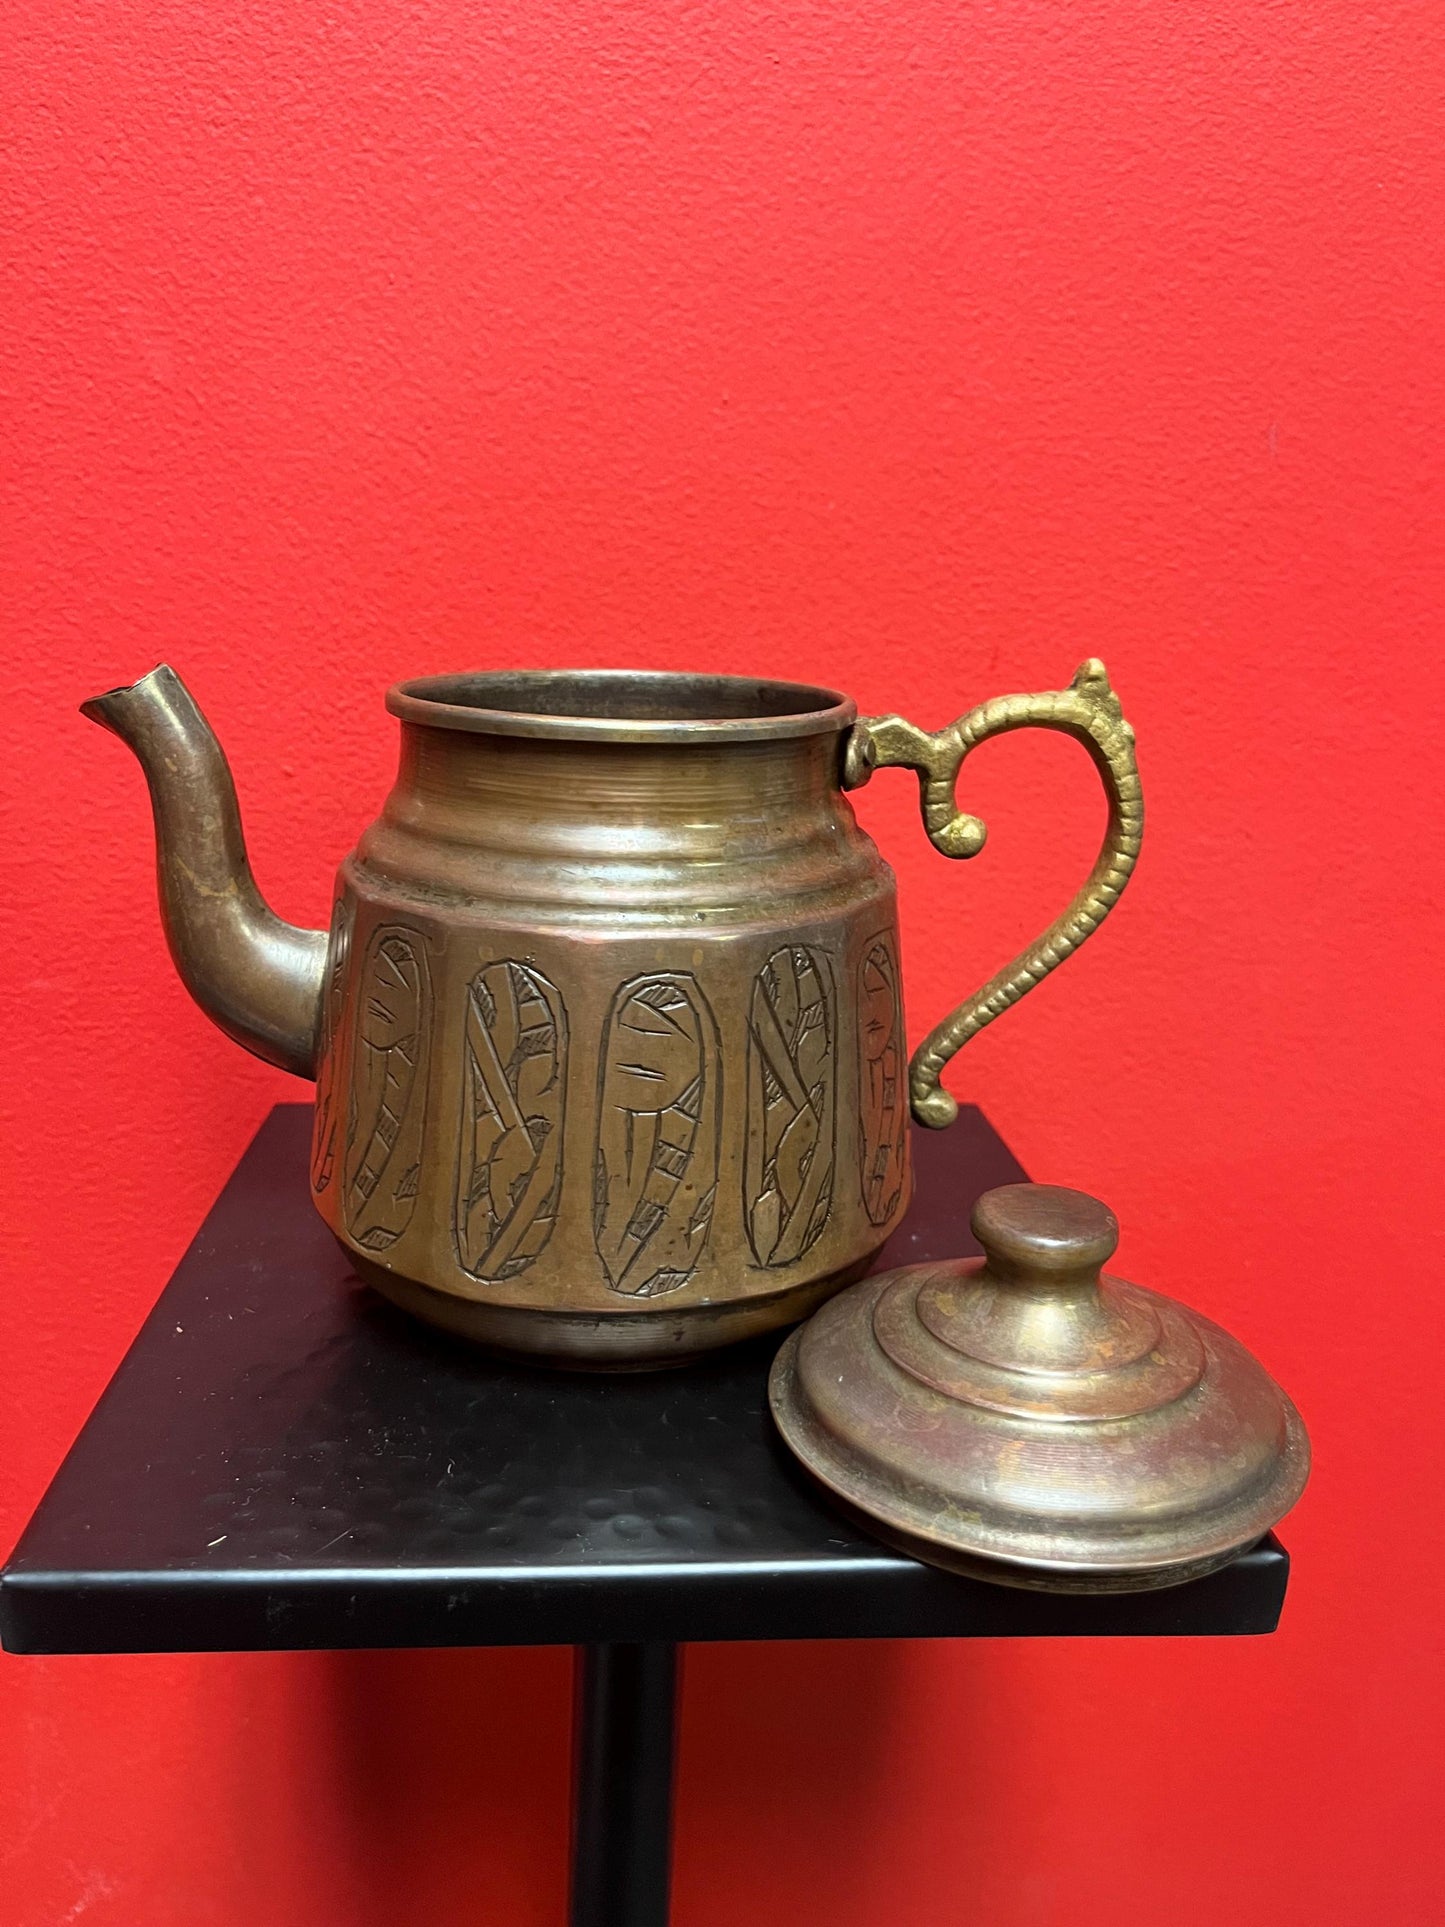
<box><xmin>970</xmin><ymin>1183</ymin><xmax>1119</xmax><ymax>1285</ymax></box>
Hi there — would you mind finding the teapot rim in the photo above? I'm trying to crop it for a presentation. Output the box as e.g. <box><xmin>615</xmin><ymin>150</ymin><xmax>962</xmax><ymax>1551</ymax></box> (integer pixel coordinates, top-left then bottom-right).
<box><xmin>387</xmin><ymin>667</ymin><xmax>856</xmax><ymax>745</ymax></box>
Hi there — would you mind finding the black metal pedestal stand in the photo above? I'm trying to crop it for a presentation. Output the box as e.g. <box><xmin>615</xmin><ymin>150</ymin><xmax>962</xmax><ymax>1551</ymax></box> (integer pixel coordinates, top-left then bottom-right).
<box><xmin>1</xmin><ymin>1108</ymin><xmax>1291</xmax><ymax>1927</ymax></box>
<box><xmin>571</xmin><ymin>1643</ymin><xmax>679</xmax><ymax>1927</ymax></box>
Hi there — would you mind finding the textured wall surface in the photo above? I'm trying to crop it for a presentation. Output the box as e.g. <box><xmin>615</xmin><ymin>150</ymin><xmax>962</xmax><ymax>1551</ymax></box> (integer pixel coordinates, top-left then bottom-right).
<box><xmin>4</xmin><ymin>4</ymin><xmax>1442</xmax><ymax>1923</ymax></box>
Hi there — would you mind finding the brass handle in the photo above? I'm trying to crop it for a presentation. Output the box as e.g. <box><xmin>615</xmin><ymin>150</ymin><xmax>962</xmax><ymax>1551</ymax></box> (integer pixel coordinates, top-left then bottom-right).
<box><xmin>843</xmin><ymin>658</ymin><xmax>1143</xmax><ymax>1128</ymax></box>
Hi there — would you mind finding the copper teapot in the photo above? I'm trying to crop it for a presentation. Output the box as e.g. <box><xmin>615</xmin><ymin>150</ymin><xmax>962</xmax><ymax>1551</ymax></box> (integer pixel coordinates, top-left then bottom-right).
<box><xmin>85</xmin><ymin>662</ymin><xmax>1141</xmax><ymax>1367</ymax></box>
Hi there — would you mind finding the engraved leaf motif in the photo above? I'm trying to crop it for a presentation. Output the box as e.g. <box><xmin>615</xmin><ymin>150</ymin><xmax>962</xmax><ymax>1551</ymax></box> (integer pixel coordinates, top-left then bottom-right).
<box><xmin>454</xmin><ymin>961</ymin><xmax>567</xmax><ymax>1282</ymax></box>
<box><xmin>744</xmin><ymin>946</ymin><xmax>836</xmax><ymax>1268</ymax></box>
<box><xmin>344</xmin><ymin>926</ymin><xmax>431</xmax><ymax>1250</ymax></box>
<box><xmin>311</xmin><ymin>895</ymin><xmax>354</xmax><ymax>1194</ymax></box>
<box><xmin>858</xmin><ymin>935</ymin><xmax>907</xmax><ymax>1226</ymax></box>
<box><xmin>594</xmin><ymin>974</ymin><xmax>720</xmax><ymax>1297</ymax></box>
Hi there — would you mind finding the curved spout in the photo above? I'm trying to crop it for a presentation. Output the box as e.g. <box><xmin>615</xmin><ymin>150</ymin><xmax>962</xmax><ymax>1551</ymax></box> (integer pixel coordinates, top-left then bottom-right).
<box><xmin>82</xmin><ymin>666</ymin><xmax>327</xmax><ymax>1079</ymax></box>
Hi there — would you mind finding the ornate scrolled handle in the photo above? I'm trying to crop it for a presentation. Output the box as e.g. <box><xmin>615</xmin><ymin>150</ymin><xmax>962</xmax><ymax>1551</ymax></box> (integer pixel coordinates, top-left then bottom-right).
<box><xmin>843</xmin><ymin>658</ymin><xmax>1143</xmax><ymax>1128</ymax></box>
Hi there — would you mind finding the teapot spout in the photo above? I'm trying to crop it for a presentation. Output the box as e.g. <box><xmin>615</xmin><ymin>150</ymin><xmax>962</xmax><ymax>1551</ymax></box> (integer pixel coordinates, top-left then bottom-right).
<box><xmin>82</xmin><ymin>666</ymin><xmax>327</xmax><ymax>1079</ymax></box>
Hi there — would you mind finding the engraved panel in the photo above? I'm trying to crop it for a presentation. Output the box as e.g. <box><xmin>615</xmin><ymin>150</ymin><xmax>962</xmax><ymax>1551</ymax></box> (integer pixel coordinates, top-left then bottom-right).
<box><xmin>858</xmin><ymin>932</ymin><xmax>907</xmax><ymax>1226</ymax></box>
<box><xmin>310</xmin><ymin>894</ymin><xmax>354</xmax><ymax>1193</ymax></box>
<box><xmin>454</xmin><ymin>961</ymin><xmax>567</xmax><ymax>1282</ymax></box>
<box><xmin>594</xmin><ymin>972</ymin><xmax>720</xmax><ymax>1298</ymax></box>
<box><xmin>344</xmin><ymin>924</ymin><xmax>431</xmax><ymax>1251</ymax></box>
<box><xmin>744</xmin><ymin>945</ymin><xmax>836</xmax><ymax>1267</ymax></box>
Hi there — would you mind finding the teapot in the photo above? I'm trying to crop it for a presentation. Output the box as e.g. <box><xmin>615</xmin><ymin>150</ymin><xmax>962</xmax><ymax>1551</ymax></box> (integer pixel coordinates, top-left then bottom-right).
<box><xmin>84</xmin><ymin>661</ymin><xmax>1141</xmax><ymax>1367</ymax></box>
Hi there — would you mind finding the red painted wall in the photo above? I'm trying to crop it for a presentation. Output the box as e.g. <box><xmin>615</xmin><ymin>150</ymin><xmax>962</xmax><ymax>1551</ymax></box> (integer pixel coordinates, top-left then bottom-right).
<box><xmin>4</xmin><ymin>4</ymin><xmax>1442</xmax><ymax>1922</ymax></box>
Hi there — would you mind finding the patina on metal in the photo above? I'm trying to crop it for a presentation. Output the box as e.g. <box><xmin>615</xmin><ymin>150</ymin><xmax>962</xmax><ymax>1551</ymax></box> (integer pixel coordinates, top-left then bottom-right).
<box><xmin>844</xmin><ymin>659</ymin><xmax>1143</xmax><ymax>1126</ymax></box>
<box><xmin>770</xmin><ymin>1182</ymin><xmax>1310</xmax><ymax>1590</ymax></box>
<box><xmin>84</xmin><ymin>661</ymin><xmax>1141</xmax><ymax>1368</ymax></box>
<box><xmin>82</xmin><ymin>668</ymin><xmax>326</xmax><ymax>1078</ymax></box>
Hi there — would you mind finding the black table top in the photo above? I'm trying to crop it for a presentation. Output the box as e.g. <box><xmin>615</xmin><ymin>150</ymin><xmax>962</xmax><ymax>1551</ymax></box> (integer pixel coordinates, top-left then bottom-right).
<box><xmin>0</xmin><ymin>1105</ymin><xmax>1287</xmax><ymax>1654</ymax></box>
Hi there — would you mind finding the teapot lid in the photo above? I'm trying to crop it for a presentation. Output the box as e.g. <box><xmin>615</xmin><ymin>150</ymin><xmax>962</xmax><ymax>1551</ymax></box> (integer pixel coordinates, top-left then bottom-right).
<box><xmin>769</xmin><ymin>1182</ymin><xmax>1309</xmax><ymax>1592</ymax></box>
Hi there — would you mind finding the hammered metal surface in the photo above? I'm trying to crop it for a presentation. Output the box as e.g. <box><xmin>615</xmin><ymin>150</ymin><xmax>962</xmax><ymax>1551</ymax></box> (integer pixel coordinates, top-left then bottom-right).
<box><xmin>0</xmin><ymin>1107</ymin><xmax>1288</xmax><ymax>1653</ymax></box>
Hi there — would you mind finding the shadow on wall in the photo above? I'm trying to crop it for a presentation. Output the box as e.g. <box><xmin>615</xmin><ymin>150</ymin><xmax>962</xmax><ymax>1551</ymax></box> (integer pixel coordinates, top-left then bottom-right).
<box><xmin>325</xmin><ymin>1643</ymin><xmax>572</xmax><ymax>1927</ymax></box>
<box><xmin>322</xmin><ymin>1635</ymin><xmax>958</xmax><ymax>1927</ymax></box>
<box><xmin>675</xmin><ymin>1638</ymin><xmax>917</xmax><ymax>1927</ymax></box>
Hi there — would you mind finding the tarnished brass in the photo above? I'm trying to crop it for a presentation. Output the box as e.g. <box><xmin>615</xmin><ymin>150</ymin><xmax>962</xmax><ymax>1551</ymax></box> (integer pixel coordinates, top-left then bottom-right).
<box><xmin>85</xmin><ymin>662</ymin><xmax>1141</xmax><ymax>1368</ymax></box>
<box><xmin>82</xmin><ymin>669</ymin><xmax>327</xmax><ymax>1078</ymax></box>
<box><xmin>844</xmin><ymin>659</ymin><xmax>1142</xmax><ymax>1127</ymax></box>
<box><xmin>770</xmin><ymin>1183</ymin><xmax>1310</xmax><ymax>1590</ymax></box>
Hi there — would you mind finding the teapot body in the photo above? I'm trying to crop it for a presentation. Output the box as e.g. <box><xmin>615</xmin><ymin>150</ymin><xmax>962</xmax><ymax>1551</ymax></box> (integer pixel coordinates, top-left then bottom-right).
<box><xmin>308</xmin><ymin>675</ymin><xmax>912</xmax><ymax>1365</ymax></box>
